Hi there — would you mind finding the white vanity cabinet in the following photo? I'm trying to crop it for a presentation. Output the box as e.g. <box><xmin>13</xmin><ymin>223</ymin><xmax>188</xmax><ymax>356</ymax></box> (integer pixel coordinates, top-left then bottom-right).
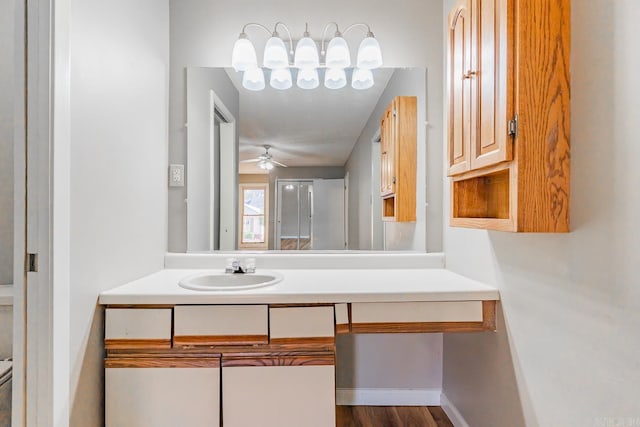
<box><xmin>105</xmin><ymin>358</ymin><xmax>220</xmax><ymax>427</ymax></box>
<box><xmin>222</xmin><ymin>360</ymin><xmax>336</xmax><ymax>427</ymax></box>
<box><xmin>104</xmin><ymin>304</ymin><xmax>338</xmax><ymax>427</ymax></box>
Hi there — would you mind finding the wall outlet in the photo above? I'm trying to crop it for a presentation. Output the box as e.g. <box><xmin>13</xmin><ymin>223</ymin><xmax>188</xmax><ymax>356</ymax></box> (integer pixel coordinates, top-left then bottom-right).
<box><xmin>169</xmin><ymin>164</ymin><xmax>184</xmax><ymax>187</ymax></box>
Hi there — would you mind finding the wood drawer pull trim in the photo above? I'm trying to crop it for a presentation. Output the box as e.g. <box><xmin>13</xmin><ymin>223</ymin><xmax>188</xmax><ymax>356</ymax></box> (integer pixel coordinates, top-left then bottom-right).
<box><xmin>173</xmin><ymin>335</ymin><xmax>269</xmax><ymax>347</ymax></box>
<box><xmin>105</xmin><ymin>357</ymin><xmax>220</xmax><ymax>369</ymax></box>
<box><xmin>105</xmin><ymin>339</ymin><xmax>172</xmax><ymax>350</ymax></box>
<box><xmin>222</xmin><ymin>353</ymin><xmax>335</xmax><ymax>367</ymax></box>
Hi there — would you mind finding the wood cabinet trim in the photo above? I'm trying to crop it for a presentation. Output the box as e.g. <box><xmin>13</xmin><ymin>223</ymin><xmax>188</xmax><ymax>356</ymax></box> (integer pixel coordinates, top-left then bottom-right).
<box><xmin>105</xmin><ymin>357</ymin><xmax>220</xmax><ymax>369</ymax></box>
<box><xmin>174</xmin><ymin>335</ymin><xmax>269</xmax><ymax>347</ymax></box>
<box><xmin>351</xmin><ymin>321</ymin><xmax>492</xmax><ymax>333</ymax></box>
<box><xmin>222</xmin><ymin>353</ymin><xmax>335</xmax><ymax>367</ymax></box>
<box><xmin>105</xmin><ymin>339</ymin><xmax>172</xmax><ymax>350</ymax></box>
<box><xmin>335</xmin><ymin>324</ymin><xmax>350</xmax><ymax>335</ymax></box>
<box><xmin>269</xmin><ymin>337</ymin><xmax>335</xmax><ymax>347</ymax></box>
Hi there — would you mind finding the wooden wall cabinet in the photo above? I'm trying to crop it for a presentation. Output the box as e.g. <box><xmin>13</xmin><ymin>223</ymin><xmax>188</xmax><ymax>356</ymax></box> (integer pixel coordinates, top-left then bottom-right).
<box><xmin>380</xmin><ymin>96</ymin><xmax>417</xmax><ymax>222</ymax></box>
<box><xmin>447</xmin><ymin>0</ymin><xmax>570</xmax><ymax>232</ymax></box>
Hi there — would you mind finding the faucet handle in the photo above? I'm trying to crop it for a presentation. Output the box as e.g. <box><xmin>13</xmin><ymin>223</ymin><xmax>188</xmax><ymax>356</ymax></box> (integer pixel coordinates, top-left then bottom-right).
<box><xmin>225</xmin><ymin>257</ymin><xmax>239</xmax><ymax>273</ymax></box>
<box><xmin>245</xmin><ymin>258</ymin><xmax>256</xmax><ymax>273</ymax></box>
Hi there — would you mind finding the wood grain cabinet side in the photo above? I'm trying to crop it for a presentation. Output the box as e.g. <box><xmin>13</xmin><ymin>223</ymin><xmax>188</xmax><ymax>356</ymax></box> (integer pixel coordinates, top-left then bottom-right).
<box><xmin>448</xmin><ymin>0</ymin><xmax>570</xmax><ymax>232</ymax></box>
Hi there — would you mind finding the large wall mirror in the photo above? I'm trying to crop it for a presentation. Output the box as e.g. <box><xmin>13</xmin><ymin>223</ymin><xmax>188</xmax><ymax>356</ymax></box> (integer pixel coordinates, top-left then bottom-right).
<box><xmin>176</xmin><ymin>66</ymin><xmax>432</xmax><ymax>253</ymax></box>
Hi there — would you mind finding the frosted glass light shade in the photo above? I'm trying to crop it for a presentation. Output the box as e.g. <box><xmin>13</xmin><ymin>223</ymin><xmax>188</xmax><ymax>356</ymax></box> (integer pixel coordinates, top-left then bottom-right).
<box><xmin>231</xmin><ymin>36</ymin><xmax>258</xmax><ymax>71</ymax></box>
<box><xmin>263</xmin><ymin>36</ymin><xmax>289</xmax><ymax>69</ymax></box>
<box><xmin>270</xmin><ymin>68</ymin><xmax>293</xmax><ymax>90</ymax></box>
<box><xmin>258</xmin><ymin>160</ymin><xmax>274</xmax><ymax>170</ymax></box>
<box><xmin>242</xmin><ymin>67</ymin><xmax>265</xmax><ymax>91</ymax></box>
<box><xmin>325</xmin><ymin>36</ymin><xmax>351</xmax><ymax>68</ymax></box>
<box><xmin>294</xmin><ymin>37</ymin><xmax>320</xmax><ymax>69</ymax></box>
<box><xmin>351</xmin><ymin>68</ymin><xmax>374</xmax><ymax>90</ymax></box>
<box><xmin>296</xmin><ymin>68</ymin><xmax>319</xmax><ymax>89</ymax></box>
<box><xmin>324</xmin><ymin>68</ymin><xmax>347</xmax><ymax>89</ymax></box>
<box><xmin>356</xmin><ymin>36</ymin><xmax>383</xmax><ymax>69</ymax></box>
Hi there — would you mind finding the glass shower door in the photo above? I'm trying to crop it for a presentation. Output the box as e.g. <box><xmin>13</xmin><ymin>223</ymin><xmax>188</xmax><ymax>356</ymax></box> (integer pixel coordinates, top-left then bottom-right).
<box><xmin>276</xmin><ymin>181</ymin><xmax>313</xmax><ymax>250</ymax></box>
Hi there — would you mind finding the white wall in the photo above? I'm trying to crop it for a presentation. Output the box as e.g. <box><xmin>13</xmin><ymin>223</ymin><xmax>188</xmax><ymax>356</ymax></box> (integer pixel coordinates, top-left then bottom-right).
<box><xmin>0</xmin><ymin>0</ymin><xmax>14</xmax><ymax>286</ymax></box>
<box><xmin>67</xmin><ymin>1</ymin><xmax>169</xmax><ymax>425</ymax></box>
<box><xmin>345</xmin><ymin>68</ymin><xmax>440</xmax><ymax>252</ymax></box>
<box><xmin>0</xmin><ymin>307</ymin><xmax>11</xmax><ymax>359</ymax></box>
<box><xmin>441</xmin><ymin>1</ymin><xmax>640</xmax><ymax>426</ymax></box>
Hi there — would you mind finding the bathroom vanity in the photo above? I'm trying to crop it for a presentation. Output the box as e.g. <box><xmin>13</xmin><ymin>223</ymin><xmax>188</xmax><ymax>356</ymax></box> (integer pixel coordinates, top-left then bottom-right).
<box><xmin>99</xmin><ymin>255</ymin><xmax>498</xmax><ymax>427</ymax></box>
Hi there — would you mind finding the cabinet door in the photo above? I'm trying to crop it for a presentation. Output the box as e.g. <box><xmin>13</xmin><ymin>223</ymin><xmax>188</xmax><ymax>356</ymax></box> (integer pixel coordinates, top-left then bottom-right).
<box><xmin>448</xmin><ymin>0</ymin><xmax>473</xmax><ymax>176</ymax></box>
<box><xmin>222</xmin><ymin>362</ymin><xmax>335</xmax><ymax>427</ymax></box>
<box><xmin>471</xmin><ymin>0</ymin><xmax>512</xmax><ymax>169</ymax></box>
<box><xmin>380</xmin><ymin>104</ymin><xmax>394</xmax><ymax>196</ymax></box>
<box><xmin>105</xmin><ymin>359</ymin><xmax>220</xmax><ymax>427</ymax></box>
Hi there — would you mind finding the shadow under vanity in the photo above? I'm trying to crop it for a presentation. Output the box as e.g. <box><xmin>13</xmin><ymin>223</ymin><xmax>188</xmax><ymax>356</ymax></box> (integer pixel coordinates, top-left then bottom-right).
<box><xmin>99</xmin><ymin>256</ymin><xmax>498</xmax><ymax>427</ymax></box>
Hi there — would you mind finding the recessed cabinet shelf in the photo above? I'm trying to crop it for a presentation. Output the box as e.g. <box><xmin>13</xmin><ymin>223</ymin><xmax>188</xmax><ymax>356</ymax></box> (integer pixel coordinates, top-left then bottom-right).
<box><xmin>380</xmin><ymin>96</ymin><xmax>417</xmax><ymax>222</ymax></box>
<box><xmin>447</xmin><ymin>0</ymin><xmax>571</xmax><ymax>232</ymax></box>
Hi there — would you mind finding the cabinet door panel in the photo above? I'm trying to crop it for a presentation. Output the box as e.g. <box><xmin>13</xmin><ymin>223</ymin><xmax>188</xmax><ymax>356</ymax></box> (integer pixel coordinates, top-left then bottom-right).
<box><xmin>448</xmin><ymin>0</ymin><xmax>473</xmax><ymax>175</ymax></box>
<box><xmin>472</xmin><ymin>0</ymin><xmax>512</xmax><ymax>169</ymax></box>
<box><xmin>223</xmin><ymin>365</ymin><xmax>335</xmax><ymax>427</ymax></box>
<box><xmin>106</xmin><ymin>366</ymin><xmax>220</xmax><ymax>427</ymax></box>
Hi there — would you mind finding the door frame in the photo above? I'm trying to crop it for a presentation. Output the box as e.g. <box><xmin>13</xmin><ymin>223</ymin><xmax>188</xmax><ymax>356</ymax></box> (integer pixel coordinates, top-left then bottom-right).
<box><xmin>13</xmin><ymin>0</ymin><xmax>70</xmax><ymax>425</ymax></box>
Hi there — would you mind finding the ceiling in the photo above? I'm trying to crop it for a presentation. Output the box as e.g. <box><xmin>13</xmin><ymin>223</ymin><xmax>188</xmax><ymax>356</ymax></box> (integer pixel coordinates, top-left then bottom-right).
<box><xmin>226</xmin><ymin>68</ymin><xmax>395</xmax><ymax>174</ymax></box>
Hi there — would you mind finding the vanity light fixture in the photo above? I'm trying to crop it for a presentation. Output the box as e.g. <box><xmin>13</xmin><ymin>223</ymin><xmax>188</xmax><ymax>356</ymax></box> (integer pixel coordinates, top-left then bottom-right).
<box><xmin>231</xmin><ymin>22</ymin><xmax>383</xmax><ymax>91</ymax></box>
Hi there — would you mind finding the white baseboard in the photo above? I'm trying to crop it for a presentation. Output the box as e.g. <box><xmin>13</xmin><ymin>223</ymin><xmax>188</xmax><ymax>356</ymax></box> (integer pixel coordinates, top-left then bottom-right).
<box><xmin>336</xmin><ymin>388</ymin><xmax>441</xmax><ymax>406</ymax></box>
<box><xmin>440</xmin><ymin>393</ymin><xmax>471</xmax><ymax>427</ymax></box>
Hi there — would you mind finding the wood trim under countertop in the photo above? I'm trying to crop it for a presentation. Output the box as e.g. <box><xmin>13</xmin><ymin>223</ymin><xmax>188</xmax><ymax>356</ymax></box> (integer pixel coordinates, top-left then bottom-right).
<box><xmin>173</xmin><ymin>335</ymin><xmax>269</xmax><ymax>347</ymax></box>
<box><xmin>269</xmin><ymin>337</ymin><xmax>335</xmax><ymax>347</ymax></box>
<box><xmin>105</xmin><ymin>339</ymin><xmax>172</xmax><ymax>350</ymax></box>
<box><xmin>222</xmin><ymin>352</ymin><xmax>335</xmax><ymax>367</ymax></box>
<box><xmin>335</xmin><ymin>324</ymin><xmax>350</xmax><ymax>335</ymax></box>
<box><xmin>351</xmin><ymin>300</ymin><xmax>497</xmax><ymax>333</ymax></box>
<box><xmin>105</xmin><ymin>357</ymin><xmax>220</xmax><ymax>369</ymax></box>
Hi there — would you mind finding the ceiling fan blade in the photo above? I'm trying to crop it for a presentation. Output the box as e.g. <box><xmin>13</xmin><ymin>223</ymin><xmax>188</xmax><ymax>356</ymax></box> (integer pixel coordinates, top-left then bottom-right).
<box><xmin>240</xmin><ymin>158</ymin><xmax>261</xmax><ymax>163</ymax></box>
<box><xmin>271</xmin><ymin>160</ymin><xmax>288</xmax><ymax>168</ymax></box>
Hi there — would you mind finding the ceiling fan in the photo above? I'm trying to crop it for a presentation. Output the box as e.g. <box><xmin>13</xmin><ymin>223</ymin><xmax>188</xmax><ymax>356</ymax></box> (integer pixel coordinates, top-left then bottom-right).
<box><xmin>240</xmin><ymin>145</ymin><xmax>288</xmax><ymax>170</ymax></box>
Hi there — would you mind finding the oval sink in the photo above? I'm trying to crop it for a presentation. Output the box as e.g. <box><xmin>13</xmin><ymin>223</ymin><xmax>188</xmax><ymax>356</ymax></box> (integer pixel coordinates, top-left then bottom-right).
<box><xmin>179</xmin><ymin>271</ymin><xmax>283</xmax><ymax>291</ymax></box>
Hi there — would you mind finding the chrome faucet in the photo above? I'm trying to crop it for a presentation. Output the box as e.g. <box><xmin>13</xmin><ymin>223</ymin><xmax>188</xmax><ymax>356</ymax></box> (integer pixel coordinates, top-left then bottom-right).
<box><xmin>225</xmin><ymin>258</ymin><xmax>256</xmax><ymax>274</ymax></box>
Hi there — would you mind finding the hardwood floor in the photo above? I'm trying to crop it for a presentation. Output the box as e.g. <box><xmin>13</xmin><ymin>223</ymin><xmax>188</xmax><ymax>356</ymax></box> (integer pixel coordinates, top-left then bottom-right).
<box><xmin>336</xmin><ymin>406</ymin><xmax>454</xmax><ymax>427</ymax></box>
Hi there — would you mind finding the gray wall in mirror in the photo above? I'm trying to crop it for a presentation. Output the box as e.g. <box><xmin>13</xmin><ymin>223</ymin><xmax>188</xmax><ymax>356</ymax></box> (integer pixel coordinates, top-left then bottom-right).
<box><xmin>0</xmin><ymin>0</ymin><xmax>14</xmax><ymax>284</ymax></box>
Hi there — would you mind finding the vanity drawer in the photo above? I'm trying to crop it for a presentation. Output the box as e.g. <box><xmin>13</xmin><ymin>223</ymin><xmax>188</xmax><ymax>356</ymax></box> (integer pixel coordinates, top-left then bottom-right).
<box><xmin>105</xmin><ymin>308</ymin><xmax>173</xmax><ymax>350</ymax></box>
<box><xmin>174</xmin><ymin>305</ymin><xmax>269</xmax><ymax>346</ymax></box>
<box><xmin>269</xmin><ymin>306</ymin><xmax>335</xmax><ymax>344</ymax></box>
<box><xmin>351</xmin><ymin>301</ymin><xmax>492</xmax><ymax>333</ymax></box>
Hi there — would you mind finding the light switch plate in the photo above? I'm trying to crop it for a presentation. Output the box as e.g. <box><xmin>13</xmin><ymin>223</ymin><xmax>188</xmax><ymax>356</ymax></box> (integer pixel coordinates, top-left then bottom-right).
<box><xmin>169</xmin><ymin>164</ymin><xmax>184</xmax><ymax>187</ymax></box>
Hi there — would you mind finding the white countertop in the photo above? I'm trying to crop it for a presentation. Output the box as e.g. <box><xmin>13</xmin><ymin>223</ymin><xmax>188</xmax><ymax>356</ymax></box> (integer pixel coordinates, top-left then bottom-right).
<box><xmin>99</xmin><ymin>269</ymin><xmax>499</xmax><ymax>305</ymax></box>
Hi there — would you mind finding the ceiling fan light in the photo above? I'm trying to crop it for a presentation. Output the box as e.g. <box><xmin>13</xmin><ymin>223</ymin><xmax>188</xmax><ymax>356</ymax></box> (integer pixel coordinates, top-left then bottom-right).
<box><xmin>325</xmin><ymin>36</ymin><xmax>351</xmax><ymax>69</ymax></box>
<box><xmin>270</xmin><ymin>68</ymin><xmax>293</xmax><ymax>90</ymax></box>
<box><xmin>324</xmin><ymin>68</ymin><xmax>347</xmax><ymax>90</ymax></box>
<box><xmin>356</xmin><ymin>35</ymin><xmax>383</xmax><ymax>70</ymax></box>
<box><xmin>258</xmin><ymin>159</ymin><xmax>274</xmax><ymax>170</ymax></box>
<box><xmin>242</xmin><ymin>66</ymin><xmax>265</xmax><ymax>91</ymax></box>
<box><xmin>294</xmin><ymin>37</ymin><xmax>320</xmax><ymax>69</ymax></box>
<box><xmin>351</xmin><ymin>68</ymin><xmax>374</xmax><ymax>90</ymax></box>
<box><xmin>297</xmin><ymin>68</ymin><xmax>319</xmax><ymax>90</ymax></box>
<box><xmin>263</xmin><ymin>36</ymin><xmax>289</xmax><ymax>69</ymax></box>
<box><xmin>231</xmin><ymin>34</ymin><xmax>257</xmax><ymax>72</ymax></box>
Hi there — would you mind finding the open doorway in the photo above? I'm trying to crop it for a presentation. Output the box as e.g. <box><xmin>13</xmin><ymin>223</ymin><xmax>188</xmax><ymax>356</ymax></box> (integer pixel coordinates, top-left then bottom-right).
<box><xmin>0</xmin><ymin>0</ymin><xmax>20</xmax><ymax>424</ymax></box>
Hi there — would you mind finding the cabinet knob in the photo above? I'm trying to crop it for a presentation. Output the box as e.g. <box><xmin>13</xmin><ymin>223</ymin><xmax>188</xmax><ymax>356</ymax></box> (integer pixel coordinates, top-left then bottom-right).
<box><xmin>463</xmin><ymin>70</ymin><xmax>477</xmax><ymax>79</ymax></box>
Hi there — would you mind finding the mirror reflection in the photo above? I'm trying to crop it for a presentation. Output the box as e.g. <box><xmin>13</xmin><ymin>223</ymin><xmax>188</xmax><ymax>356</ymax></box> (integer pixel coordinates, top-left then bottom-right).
<box><xmin>184</xmin><ymin>67</ymin><xmax>427</xmax><ymax>252</ymax></box>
